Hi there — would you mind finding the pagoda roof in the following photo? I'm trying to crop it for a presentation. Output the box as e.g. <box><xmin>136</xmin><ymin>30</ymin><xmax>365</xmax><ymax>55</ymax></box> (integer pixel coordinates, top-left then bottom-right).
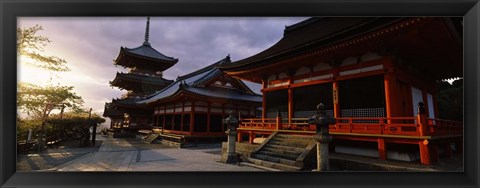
<box><xmin>110</xmin><ymin>72</ymin><xmax>174</xmax><ymax>89</ymax></box>
<box><xmin>110</xmin><ymin>97</ymin><xmax>151</xmax><ymax>110</ymax></box>
<box><xmin>103</xmin><ymin>102</ymin><xmax>124</xmax><ymax>117</ymax></box>
<box><xmin>114</xmin><ymin>43</ymin><xmax>178</xmax><ymax>71</ymax></box>
<box><xmin>124</xmin><ymin>44</ymin><xmax>177</xmax><ymax>62</ymax></box>
<box><xmin>136</xmin><ymin>55</ymin><xmax>262</xmax><ymax>105</ymax></box>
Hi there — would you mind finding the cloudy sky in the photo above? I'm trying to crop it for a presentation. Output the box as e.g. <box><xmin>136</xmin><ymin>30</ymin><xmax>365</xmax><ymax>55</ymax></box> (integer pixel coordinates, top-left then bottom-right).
<box><xmin>17</xmin><ymin>17</ymin><xmax>307</xmax><ymax>126</ymax></box>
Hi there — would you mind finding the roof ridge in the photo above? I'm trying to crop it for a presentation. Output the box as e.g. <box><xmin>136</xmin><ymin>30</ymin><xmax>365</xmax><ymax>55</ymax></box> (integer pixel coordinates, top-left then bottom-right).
<box><xmin>177</xmin><ymin>55</ymin><xmax>230</xmax><ymax>80</ymax></box>
<box><xmin>137</xmin><ymin>55</ymin><xmax>231</xmax><ymax>103</ymax></box>
<box><xmin>284</xmin><ymin>17</ymin><xmax>321</xmax><ymax>35</ymax></box>
<box><xmin>125</xmin><ymin>44</ymin><xmax>178</xmax><ymax>61</ymax></box>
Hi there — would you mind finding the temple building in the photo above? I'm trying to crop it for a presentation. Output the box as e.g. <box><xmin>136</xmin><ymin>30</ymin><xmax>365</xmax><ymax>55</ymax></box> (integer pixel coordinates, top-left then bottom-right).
<box><xmin>131</xmin><ymin>55</ymin><xmax>262</xmax><ymax>146</ymax></box>
<box><xmin>103</xmin><ymin>17</ymin><xmax>177</xmax><ymax>134</ymax></box>
<box><xmin>219</xmin><ymin>17</ymin><xmax>463</xmax><ymax>167</ymax></box>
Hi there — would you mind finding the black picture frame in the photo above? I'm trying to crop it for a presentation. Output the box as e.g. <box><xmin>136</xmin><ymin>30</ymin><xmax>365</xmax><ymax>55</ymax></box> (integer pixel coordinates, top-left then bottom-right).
<box><xmin>1</xmin><ymin>0</ymin><xmax>479</xmax><ymax>188</ymax></box>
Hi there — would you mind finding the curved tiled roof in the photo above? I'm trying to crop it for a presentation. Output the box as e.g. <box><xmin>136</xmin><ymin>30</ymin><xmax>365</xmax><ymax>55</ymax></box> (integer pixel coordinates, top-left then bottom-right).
<box><xmin>218</xmin><ymin>17</ymin><xmax>403</xmax><ymax>70</ymax></box>
<box><xmin>124</xmin><ymin>43</ymin><xmax>177</xmax><ymax>63</ymax></box>
<box><xmin>110</xmin><ymin>72</ymin><xmax>174</xmax><ymax>86</ymax></box>
<box><xmin>137</xmin><ymin>55</ymin><xmax>261</xmax><ymax>104</ymax></box>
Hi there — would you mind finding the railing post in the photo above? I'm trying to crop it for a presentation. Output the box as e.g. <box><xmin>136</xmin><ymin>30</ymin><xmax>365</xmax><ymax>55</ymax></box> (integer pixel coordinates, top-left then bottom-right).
<box><xmin>349</xmin><ymin>119</ymin><xmax>353</xmax><ymax>133</ymax></box>
<box><xmin>417</xmin><ymin>102</ymin><xmax>427</xmax><ymax>136</ymax></box>
<box><xmin>222</xmin><ymin>111</ymin><xmax>239</xmax><ymax>164</ymax></box>
<box><xmin>276</xmin><ymin>110</ymin><xmax>282</xmax><ymax>130</ymax></box>
<box><xmin>308</xmin><ymin>103</ymin><xmax>335</xmax><ymax>171</ymax></box>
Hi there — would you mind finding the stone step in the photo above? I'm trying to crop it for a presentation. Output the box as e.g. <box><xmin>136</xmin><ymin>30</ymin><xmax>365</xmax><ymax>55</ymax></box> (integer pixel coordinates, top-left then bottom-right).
<box><xmin>251</xmin><ymin>153</ymin><xmax>302</xmax><ymax>167</ymax></box>
<box><xmin>269</xmin><ymin>140</ymin><xmax>310</xmax><ymax>148</ymax></box>
<box><xmin>142</xmin><ymin>134</ymin><xmax>160</xmax><ymax>144</ymax></box>
<box><xmin>263</xmin><ymin>144</ymin><xmax>307</xmax><ymax>153</ymax></box>
<box><xmin>257</xmin><ymin>150</ymin><xmax>299</xmax><ymax>161</ymax></box>
<box><xmin>260</xmin><ymin>145</ymin><xmax>305</xmax><ymax>156</ymax></box>
<box><xmin>271</xmin><ymin>137</ymin><xmax>313</xmax><ymax>144</ymax></box>
<box><xmin>276</xmin><ymin>134</ymin><xmax>314</xmax><ymax>140</ymax></box>
<box><xmin>247</xmin><ymin>157</ymin><xmax>302</xmax><ymax>171</ymax></box>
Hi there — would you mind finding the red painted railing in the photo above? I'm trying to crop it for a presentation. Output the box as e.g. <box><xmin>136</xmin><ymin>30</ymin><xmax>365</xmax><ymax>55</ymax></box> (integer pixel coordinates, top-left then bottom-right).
<box><xmin>333</xmin><ymin>117</ymin><xmax>419</xmax><ymax>136</ymax></box>
<box><xmin>239</xmin><ymin>116</ymin><xmax>463</xmax><ymax>137</ymax></box>
<box><xmin>426</xmin><ymin>118</ymin><xmax>463</xmax><ymax>136</ymax></box>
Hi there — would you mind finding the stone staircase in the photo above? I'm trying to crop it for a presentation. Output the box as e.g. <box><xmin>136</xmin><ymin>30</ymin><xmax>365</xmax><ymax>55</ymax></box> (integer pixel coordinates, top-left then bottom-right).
<box><xmin>142</xmin><ymin>133</ymin><xmax>160</xmax><ymax>144</ymax></box>
<box><xmin>246</xmin><ymin>132</ymin><xmax>316</xmax><ymax>171</ymax></box>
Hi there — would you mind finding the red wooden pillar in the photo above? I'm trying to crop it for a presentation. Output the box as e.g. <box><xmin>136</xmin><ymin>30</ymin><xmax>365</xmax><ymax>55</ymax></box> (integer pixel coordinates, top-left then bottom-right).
<box><xmin>288</xmin><ymin>88</ymin><xmax>293</xmax><ymax>124</ymax></box>
<box><xmin>276</xmin><ymin>112</ymin><xmax>282</xmax><ymax>130</ymax></box>
<box><xmin>171</xmin><ymin>111</ymin><xmax>175</xmax><ymax>131</ymax></box>
<box><xmin>417</xmin><ymin>112</ymin><xmax>428</xmax><ymax>136</ymax></box>
<box><xmin>162</xmin><ymin>106</ymin><xmax>166</xmax><ymax>134</ymax></box>
<box><xmin>378</xmin><ymin>138</ymin><xmax>387</xmax><ymax>160</ymax></box>
<box><xmin>332</xmin><ymin>81</ymin><xmax>340</xmax><ymax>118</ymax></box>
<box><xmin>221</xmin><ymin>104</ymin><xmax>225</xmax><ymax>132</ymax></box>
<box><xmin>249</xmin><ymin>131</ymin><xmax>255</xmax><ymax>144</ymax></box>
<box><xmin>261</xmin><ymin>79</ymin><xmax>267</xmax><ymax>122</ymax></box>
<box><xmin>190</xmin><ymin>101</ymin><xmax>195</xmax><ymax>134</ymax></box>
<box><xmin>181</xmin><ymin>100</ymin><xmax>185</xmax><ymax>132</ymax></box>
<box><xmin>237</xmin><ymin>132</ymin><xmax>242</xmax><ymax>142</ymax></box>
<box><xmin>207</xmin><ymin>102</ymin><xmax>211</xmax><ymax>133</ymax></box>
<box><xmin>419</xmin><ymin>139</ymin><xmax>431</xmax><ymax>165</ymax></box>
<box><xmin>384</xmin><ymin>73</ymin><xmax>397</xmax><ymax>123</ymax></box>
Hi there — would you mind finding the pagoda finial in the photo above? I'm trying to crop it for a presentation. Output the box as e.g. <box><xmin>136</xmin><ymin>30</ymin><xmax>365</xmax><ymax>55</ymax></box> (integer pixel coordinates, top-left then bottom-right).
<box><xmin>143</xmin><ymin>17</ymin><xmax>151</xmax><ymax>46</ymax></box>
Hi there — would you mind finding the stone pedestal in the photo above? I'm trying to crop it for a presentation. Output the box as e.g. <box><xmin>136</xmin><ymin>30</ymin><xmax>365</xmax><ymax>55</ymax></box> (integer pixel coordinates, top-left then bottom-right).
<box><xmin>223</xmin><ymin>130</ymin><xmax>238</xmax><ymax>163</ymax></box>
<box><xmin>313</xmin><ymin>134</ymin><xmax>333</xmax><ymax>171</ymax></box>
<box><xmin>308</xmin><ymin>103</ymin><xmax>335</xmax><ymax>171</ymax></box>
<box><xmin>221</xmin><ymin>111</ymin><xmax>239</xmax><ymax>164</ymax></box>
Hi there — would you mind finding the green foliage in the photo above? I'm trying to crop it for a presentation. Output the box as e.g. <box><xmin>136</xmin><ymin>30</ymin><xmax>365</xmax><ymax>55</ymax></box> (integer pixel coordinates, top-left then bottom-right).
<box><xmin>17</xmin><ymin>25</ymin><xmax>69</xmax><ymax>72</ymax></box>
<box><xmin>16</xmin><ymin>118</ymin><xmax>41</xmax><ymax>141</ymax></box>
<box><xmin>17</xmin><ymin>82</ymin><xmax>84</xmax><ymax>119</ymax></box>
<box><xmin>437</xmin><ymin>79</ymin><xmax>463</xmax><ymax>121</ymax></box>
<box><xmin>47</xmin><ymin>112</ymin><xmax>106</xmax><ymax>125</ymax></box>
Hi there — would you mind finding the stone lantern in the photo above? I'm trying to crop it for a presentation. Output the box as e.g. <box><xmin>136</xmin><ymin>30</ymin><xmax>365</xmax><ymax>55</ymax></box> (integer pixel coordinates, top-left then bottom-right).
<box><xmin>222</xmin><ymin>111</ymin><xmax>239</xmax><ymax>164</ymax></box>
<box><xmin>308</xmin><ymin>103</ymin><xmax>335</xmax><ymax>171</ymax></box>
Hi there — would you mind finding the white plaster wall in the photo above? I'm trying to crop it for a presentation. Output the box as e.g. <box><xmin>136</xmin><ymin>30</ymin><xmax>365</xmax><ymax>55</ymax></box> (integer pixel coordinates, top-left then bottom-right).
<box><xmin>313</xmin><ymin>62</ymin><xmax>331</xmax><ymax>72</ymax></box>
<box><xmin>411</xmin><ymin>87</ymin><xmax>423</xmax><ymax>116</ymax></box>
<box><xmin>427</xmin><ymin>93</ymin><xmax>435</xmax><ymax>119</ymax></box>
<box><xmin>341</xmin><ymin>57</ymin><xmax>357</xmax><ymax>66</ymax></box>
<box><xmin>361</xmin><ymin>52</ymin><xmax>382</xmax><ymax>62</ymax></box>
<box><xmin>295</xmin><ymin>66</ymin><xmax>311</xmax><ymax>76</ymax></box>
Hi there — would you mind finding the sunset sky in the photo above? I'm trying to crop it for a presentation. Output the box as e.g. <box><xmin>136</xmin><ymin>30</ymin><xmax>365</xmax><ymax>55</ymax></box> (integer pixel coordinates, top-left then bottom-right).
<box><xmin>17</xmin><ymin>17</ymin><xmax>307</xmax><ymax>126</ymax></box>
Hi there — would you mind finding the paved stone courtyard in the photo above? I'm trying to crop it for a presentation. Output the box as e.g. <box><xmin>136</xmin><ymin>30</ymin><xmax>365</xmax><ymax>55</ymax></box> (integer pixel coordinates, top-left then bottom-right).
<box><xmin>18</xmin><ymin>134</ymin><xmax>462</xmax><ymax>172</ymax></box>
<box><xmin>18</xmin><ymin>135</ymin><xmax>262</xmax><ymax>171</ymax></box>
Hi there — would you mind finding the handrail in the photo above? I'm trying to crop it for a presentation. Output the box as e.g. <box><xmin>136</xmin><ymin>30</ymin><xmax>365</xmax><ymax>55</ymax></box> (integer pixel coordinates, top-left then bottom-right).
<box><xmin>239</xmin><ymin>116</ymin><xmax>462</xmax><ymax>137</ymax></box>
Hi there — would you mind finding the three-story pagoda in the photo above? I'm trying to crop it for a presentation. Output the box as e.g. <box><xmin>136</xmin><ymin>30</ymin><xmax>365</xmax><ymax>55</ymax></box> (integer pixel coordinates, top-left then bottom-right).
<box><xmin>104</xmin><ymin>17</ymin><xmax>178</xmax><ymax>134</ymax></box>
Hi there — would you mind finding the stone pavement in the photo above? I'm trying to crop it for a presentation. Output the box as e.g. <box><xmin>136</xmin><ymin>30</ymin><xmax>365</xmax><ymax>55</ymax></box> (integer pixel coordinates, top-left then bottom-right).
<box><xmin>55</xmin><ymin>136</ymin><xmax>263</xmax><ymax>171</ymax></box>
<box><xmin>17</xmin><ymin>139</ymin><xmax>103</xmax><ymax>171</ymax></box>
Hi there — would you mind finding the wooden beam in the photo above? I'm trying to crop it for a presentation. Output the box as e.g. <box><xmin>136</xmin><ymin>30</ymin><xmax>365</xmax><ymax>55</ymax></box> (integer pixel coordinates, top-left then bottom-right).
<box><xmin>419</xmin><ymin>139</ymin><xmax>431</xmax><ymax>165</ymax></box>
<box><xmin>378</xmin><ymin>138</ymin><xmax>387</xmax><ymax>160</ymax></box>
